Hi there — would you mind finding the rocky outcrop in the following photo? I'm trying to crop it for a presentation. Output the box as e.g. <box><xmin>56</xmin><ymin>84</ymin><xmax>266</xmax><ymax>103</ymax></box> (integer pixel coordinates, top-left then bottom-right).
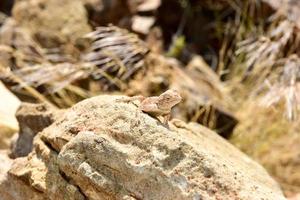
<box><xmin>12</xmin><ymin>0</ymin><xmax>91</xmax><ymax>48</ymax></box>
<box><xmin>0</xmin><ymin>95</ymin><xmax>286</xmax><ymax>199</ymax></box>
<box><xmin>0</xmin><ymin>81</ymin><xmax>20</xmax><ymax>149</ymax></box>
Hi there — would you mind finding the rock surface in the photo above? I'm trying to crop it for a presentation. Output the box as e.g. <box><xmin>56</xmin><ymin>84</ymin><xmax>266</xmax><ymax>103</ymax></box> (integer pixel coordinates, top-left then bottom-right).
<box><xmin>12</xmin><ymin>0</ymin><xmax>91</xmax><ymax>47</ymax></box>
<box><xmin>0</xmin><ymin>95</ymin><xmax>286</xmax><ymax>199</ymax></box>
<box><xmin>11</xmin><ymin>103</ymin><xmax>61</xmax><ymax>158</ymax></box>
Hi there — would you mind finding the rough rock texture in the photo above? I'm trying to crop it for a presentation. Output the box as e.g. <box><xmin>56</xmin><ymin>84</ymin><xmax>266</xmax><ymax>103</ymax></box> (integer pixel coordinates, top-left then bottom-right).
<box><xmin>0</xmin><ymin>19</ymin><xmax>47</xmax><ymax>69</ymax></box>
<box><xmin>11</xmin><ymin>103</ymin><xmax>61</xmax><ymax>158</ymax></box>
<box><xmin>12</xmin><ymin>0</ymin><xmax>91</xmax><ymax>47</ymax></box>
<box><xmin>0</xmin><ymin>95</ymin><xmax>285</xmax><ymax>199</ymax></box>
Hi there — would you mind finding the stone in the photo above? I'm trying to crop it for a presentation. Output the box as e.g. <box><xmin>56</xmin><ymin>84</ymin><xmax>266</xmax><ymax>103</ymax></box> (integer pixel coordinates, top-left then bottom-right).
<box><xmin>131</xmin><ymin>15</ymin><xmax>155</xmax><ymax>34</ymax></box>
<box><xmin>12</xmin><ymin>0</ymin><xmax>91</xmax><ymax>47</ymax></box>
<box><xmin>137</xmin><ymin>0</ymin><xmax>161</xmax><ymax>12</ymax></box>
<box><xmin>0</xmin><ymin>81</ymin><xmax>20</xmax><ymax>149</ymax></box>
<box><xmin>0</xmin><ymin>95</ymin><xmax>286</xmax><ymax>199</ymax></box>
<box><xmin>11</xmin><ymin>103</ymin><xmax>62</xmax><ymax>158</ymax></box>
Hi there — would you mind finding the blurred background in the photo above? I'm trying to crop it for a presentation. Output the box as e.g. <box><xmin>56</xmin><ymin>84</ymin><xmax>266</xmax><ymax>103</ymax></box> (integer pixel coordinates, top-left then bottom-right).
<box><xmin>0</xmin><ymin>0</ymin><xmax>299</xmax><ymax>198</ymax></box>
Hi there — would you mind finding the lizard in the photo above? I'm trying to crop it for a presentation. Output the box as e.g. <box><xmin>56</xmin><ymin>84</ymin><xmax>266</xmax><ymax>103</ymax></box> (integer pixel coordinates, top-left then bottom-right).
<box><xmin>117</xmin><ymin>89</ymin><xmax>182</xmax><ymax>124</ymax></box>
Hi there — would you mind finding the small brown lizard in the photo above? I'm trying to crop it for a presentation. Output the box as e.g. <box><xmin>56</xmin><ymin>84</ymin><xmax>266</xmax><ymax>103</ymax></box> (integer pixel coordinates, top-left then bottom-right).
<box><xmin>118</xmin><ymin>89</ymin><xmax>182</xmax><ymax>124</ymax></box>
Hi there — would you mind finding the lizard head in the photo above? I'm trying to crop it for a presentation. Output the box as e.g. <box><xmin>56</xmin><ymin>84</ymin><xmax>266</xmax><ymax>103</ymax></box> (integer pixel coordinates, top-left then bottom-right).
<box><xmin>159</xmin><ymin>89</ymin><xmax>182</xmax><ymax>108</ymax></box>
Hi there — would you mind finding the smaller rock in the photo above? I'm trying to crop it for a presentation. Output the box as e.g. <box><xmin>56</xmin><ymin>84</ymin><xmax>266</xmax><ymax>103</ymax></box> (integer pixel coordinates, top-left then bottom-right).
<box><xmin>132</xmin><ymin>15</ymin><xmax>155</xmax><ymax>34</ymax></box>
<box><xmin>11</xmin><ymin>103</ymin><xmax>61</xmax><ymax>158</ymax></box>
<box><xmin>137</xmin><ymin>0</ymin><xmax>161</xmax><ymax>12</ymax></box>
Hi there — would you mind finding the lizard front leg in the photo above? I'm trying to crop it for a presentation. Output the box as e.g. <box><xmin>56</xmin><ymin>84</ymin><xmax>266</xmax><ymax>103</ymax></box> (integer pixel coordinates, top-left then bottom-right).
<box><xmin>162</xmin><ymin>113</ymin><xmax>170</xmax><ymax>125</ymax></box>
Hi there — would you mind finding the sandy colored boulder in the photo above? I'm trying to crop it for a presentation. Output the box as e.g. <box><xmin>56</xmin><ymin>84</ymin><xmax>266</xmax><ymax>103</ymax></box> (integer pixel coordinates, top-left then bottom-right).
<box><xmin>11</xmin><ymin>103</ymin><xmax>61</xmax><ymax>158</ymax></box>
<box><xmin>0</xmin><ymin>94</ymin><xmax>286</xmax><ymax>199</ymax></box>
<box><xmin>12</xmin><ymin>0</ymin><xmax>91</xmax><ymax>47</ymax></box>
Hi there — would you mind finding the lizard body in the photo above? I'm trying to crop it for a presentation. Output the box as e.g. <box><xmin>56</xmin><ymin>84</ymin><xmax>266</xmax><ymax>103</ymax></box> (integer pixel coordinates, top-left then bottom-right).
<box><xmin>118</xmin><ymin>89</ymin><xmax>182</xmax><ymax>124</ymax></box>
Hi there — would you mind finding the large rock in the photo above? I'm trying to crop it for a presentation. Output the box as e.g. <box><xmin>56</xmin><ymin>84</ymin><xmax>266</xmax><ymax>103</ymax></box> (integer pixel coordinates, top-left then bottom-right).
<box><xmin>0</xmin><ymin>81</ymin><xmax>20</xmax><ymax>149</ymax></box>
<box><xmin>0</xmin><ymin>95</ymin><xmax>286</xmax><ymax>199</ymax></box>
<box><xmin>12</xmin><ymin>0</ymin><xmax>91</xmax><ymax>47</ymax></box>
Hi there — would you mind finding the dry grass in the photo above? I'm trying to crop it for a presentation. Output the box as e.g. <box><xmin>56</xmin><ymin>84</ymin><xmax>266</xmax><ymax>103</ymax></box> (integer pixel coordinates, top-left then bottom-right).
<box><xmin>230</xmin><ymin>99</ymin><xmax>300</xmax><ymax>196</ymax></box>
<box><xmin>0</xmin><ymin>25</ymin><xmax>150</xmax><ymax>107</ymax></box>
<box><xmin>215</xmin><ymin>0</ymin><xmax>300</xmax><ymax>121</ymax></box>
<box><xmin>234</xmin><ymin>18</ymin><xmax>300</xmax><ymax>120</ymax></box>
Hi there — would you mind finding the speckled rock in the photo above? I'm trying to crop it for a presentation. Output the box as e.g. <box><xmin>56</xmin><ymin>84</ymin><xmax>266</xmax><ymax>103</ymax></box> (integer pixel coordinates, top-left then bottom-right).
<box><xmin>0</xmin><ymin>95</ymin><xmax>286</xmax><ymax>199</ymax></box>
